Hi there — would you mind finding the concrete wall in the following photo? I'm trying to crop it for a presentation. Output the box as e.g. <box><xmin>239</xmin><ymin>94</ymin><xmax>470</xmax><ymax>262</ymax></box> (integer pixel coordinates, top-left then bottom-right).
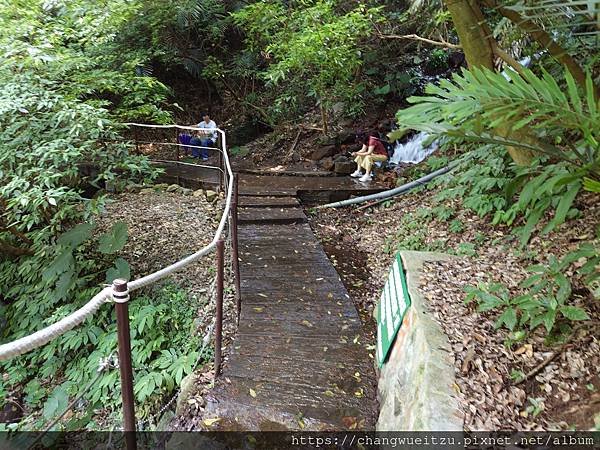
<box><xmin>376</xmin><ymin>251</ymin><xmax>464</xmax><ymax>431</ymax></box>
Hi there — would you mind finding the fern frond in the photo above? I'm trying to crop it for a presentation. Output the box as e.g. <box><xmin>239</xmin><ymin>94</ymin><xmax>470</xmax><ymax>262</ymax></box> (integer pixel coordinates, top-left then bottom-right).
<box><xmin>398</xmin><ymin>66</ymin><xmax>600</xmax><ymax>167</ymax></box>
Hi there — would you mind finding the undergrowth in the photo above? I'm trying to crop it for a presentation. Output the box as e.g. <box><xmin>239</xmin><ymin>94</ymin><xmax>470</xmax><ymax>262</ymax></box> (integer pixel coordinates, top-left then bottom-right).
<box><xmin>385</xmin><ymin>144</ymin><xmax>599</xmax><ymax>340</ymax></box>
<box><xmin>1</xmin><ymin>283</ymin><xmax>207</xmax><ymax>431</ymax></box>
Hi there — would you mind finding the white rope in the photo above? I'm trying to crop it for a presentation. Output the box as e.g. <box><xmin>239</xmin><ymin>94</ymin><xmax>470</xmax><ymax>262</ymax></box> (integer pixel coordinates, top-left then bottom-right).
<box><xmin>0</xmin><ymin>125</ymin><xmax>233</xmax><ymax>361</ymax></box>
<box><xmin>0</xmin><ymin>288</ymin><xmax>112</xmax><ymax>360</ymax></box>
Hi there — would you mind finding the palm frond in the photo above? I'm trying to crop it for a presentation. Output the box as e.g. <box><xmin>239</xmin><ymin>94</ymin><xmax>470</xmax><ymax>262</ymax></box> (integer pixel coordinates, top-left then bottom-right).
<box><xmin>504</xmin><ymin>0</ymin><xmax>600</xmax><ymax>36</ymax></box>
<box><xmin>397</xmin><ymin>66</ymin><xmax>600</xmax><ymax>167</ymax></box>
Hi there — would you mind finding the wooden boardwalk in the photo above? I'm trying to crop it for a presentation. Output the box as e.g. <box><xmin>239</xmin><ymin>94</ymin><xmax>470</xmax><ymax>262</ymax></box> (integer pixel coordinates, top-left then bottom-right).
<box><xmin>204</xmin><ymin>178</ymin><xmax>378</xmax><ymax>430</ymax></box>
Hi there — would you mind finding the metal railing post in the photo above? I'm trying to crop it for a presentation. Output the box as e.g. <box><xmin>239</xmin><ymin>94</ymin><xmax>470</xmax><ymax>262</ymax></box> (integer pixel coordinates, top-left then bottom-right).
<box><xmin>231</xmin><ymin>174</ymin><xmax>241</xmax><ymax>323</ymax></box>
<box><xmin>218</xmin><ymin>138</ymin><xmax>224</xmax><ymax>193</ymax></box>
<box><xmin>134</xmin><ymin>128</ymin><xmax>140</xmax><ymax>155</ymax></box>
<box><xmin>112</xmin><ymin>279</ymin><xmax>136</xmax><ymax>450</ymax></box>
<box><xmin>215</xmin><ymin>239</ymin><xmax>224</xmax><ymax>378</ymax></box>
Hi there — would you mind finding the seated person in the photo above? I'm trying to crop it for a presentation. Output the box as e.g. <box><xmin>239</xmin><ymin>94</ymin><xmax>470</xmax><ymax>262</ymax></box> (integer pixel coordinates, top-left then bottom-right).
<box><xmin>177</xmin><ymin>133</ymin><xmax>193</xmax><ymax>157</ymax></box>
<box><xmin>350</xmin><ymin>130</ymin><xmax>388</xmax><ymax>182</ymax></box>
<box><xmin>190</xmin><ymin>112</ymin><xmax>218</xmax><ymax>161</ymax></box>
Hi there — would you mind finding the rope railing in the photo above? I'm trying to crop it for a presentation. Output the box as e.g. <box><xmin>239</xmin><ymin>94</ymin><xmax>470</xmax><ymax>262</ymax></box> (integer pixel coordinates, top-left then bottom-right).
<box><xmin>0</xmin><ymin>124</ymin><xmax>233</xmax><ymax>361</ymax></box>
<box><xmin>0</xmin><ymin>123</ymin><xmax>241</xmax><ymax>448</ymax></box>
<box><xmin>124</xmin><ymin>123</ymin><xmax>228</xmax><ymax>188</ymax></box>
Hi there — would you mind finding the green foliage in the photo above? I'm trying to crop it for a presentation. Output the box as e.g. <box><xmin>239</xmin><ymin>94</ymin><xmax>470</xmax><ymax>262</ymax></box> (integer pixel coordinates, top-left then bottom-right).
<box><xmin>427</xmin><ymin>48</ymin><xmax>450</xmax><ymax>70</ymax></box>
<box><xmin>397</xmin><ymin>67</ymin><xmax>599</xmax><ymax>175</ymax></box>
<box><xmin>98</xmin><ymin>222</ymin><xmax>128</xmax><ymax>254</ymax></box>
<box><xmin>232</xmin><ymin>0</ymin><xmax>383</xmax><ymax>120</ymax></box>
<box><xmin>2</xmin><ymin>284</ymin><xmax>207</xmax><ymax>430</ymax></box>
<box><xmin>383</xmin><ymin>210</ymin><xmax>445</xmax><ymax>254</ymax></box>
<box><xmin>373</xmin><ymin>71</ymin><xmax>419</xmax><ymax>99</ymax></box>
<box><xmin>0</xmin><ymin>0</ymin><xmax>183</xmax><ymax>431</ymax></box>
<box><xmin>430</xmin><ymin>146</ymin><xmax>585</xmax><ymax>246</ymax></box>
<box><xmin>465</xmin><ymin>240</ymin><xmax>595</xmax><ymax>336</ymax></box>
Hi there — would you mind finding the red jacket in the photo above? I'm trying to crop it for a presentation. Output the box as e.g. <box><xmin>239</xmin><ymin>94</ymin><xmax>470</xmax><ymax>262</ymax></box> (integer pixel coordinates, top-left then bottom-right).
<box><xmin>368</xmin><ymin>136</ymin><xmax>387</xmax><ymax>156</ymax></box>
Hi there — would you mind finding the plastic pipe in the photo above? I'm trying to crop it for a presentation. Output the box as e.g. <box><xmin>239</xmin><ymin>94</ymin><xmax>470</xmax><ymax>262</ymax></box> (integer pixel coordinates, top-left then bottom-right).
<box><xmin>317</xmin><ymin>162</ymin><xmax>459</xmax><ymax>209</ymax></box>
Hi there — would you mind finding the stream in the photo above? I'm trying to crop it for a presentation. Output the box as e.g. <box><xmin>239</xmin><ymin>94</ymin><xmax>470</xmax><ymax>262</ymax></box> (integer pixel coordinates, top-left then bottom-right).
<box><xmin>390</xmin><ymin>132</ymin><xmax>437</xmax><ymax>165</ymax></box>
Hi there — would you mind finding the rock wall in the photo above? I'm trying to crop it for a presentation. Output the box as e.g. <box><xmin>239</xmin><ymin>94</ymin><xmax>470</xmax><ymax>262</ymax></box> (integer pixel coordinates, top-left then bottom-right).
<box><xmin>376</xmin><ymin>251</ymin><xmax>464</xmax><ymax>431</ymax></box>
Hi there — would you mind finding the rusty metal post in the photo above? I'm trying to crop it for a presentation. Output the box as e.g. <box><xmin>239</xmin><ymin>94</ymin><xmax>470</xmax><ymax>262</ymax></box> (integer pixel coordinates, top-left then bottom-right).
<box><xmin>174</xmin><ymin>129</ymin><xmax>181</xmax><ymax>185</ymax></box>
<box><xmin>134</xmin><ymin>127</ymin><xmax>140</xmax><ymax>155</ymax></box>
<box><xmin>113</xmin><ymin>279</ymin><xmax>136</xmax><ymax>450</ymax></box>
<box><xmin>231</xmin><ymin>174</ymin><xmax>241</xmax><ymax>323</ymax></box>
<box><xmin>215</xmin><ymin>239</ymin><xmax>225</xmax><ymax>377</ymax></box>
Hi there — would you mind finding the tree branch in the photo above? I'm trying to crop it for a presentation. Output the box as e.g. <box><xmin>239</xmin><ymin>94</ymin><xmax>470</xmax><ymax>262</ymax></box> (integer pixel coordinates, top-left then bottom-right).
<box><xmin>378</xmin><ymin>33</ymin><xmax>462</xmax><ymax>50</ymax></box>
<box><xmin>482</xmin><ymin>0</ymin><xmax>599</xmax><ymax>99</ymax></box>
<box><xmin>183</xmin><ymin>55</ymin><xmax>275</xmax><ymax>127</ymax></box>
<box><xmin>0</xmin><ymin>239</ymin><xmax>33</xmax><ymax>257</ymax></box>
<box><xmin>492</xmin><ymin>42</ymin><xmax>527</xmax><ymax>77</ymax></box>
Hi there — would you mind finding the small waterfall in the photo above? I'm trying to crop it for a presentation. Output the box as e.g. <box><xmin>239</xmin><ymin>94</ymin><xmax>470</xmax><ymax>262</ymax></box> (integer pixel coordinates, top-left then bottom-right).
<box><xmin>390</xmin><ymin>132</ymin><xmax>437</xmax><ymax>165</ymax></box>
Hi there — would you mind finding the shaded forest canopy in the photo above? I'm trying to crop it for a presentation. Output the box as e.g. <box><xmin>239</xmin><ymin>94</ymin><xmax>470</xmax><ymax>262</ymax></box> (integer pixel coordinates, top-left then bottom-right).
<box><xmin>0</xmin><ymin>0</ymin><xmax>599</xmax><ymax>432</ymax></box>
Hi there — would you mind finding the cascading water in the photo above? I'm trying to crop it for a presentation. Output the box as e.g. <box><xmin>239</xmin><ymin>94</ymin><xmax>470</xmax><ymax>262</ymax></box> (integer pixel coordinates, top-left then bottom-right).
<box><xmin>389</xmin><ymin>132</ymin><xmax>437</xmax><ymax>165</ymax></box>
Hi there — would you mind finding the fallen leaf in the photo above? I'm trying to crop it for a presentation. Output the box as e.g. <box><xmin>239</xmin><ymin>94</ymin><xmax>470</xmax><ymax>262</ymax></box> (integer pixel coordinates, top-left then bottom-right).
<box><xmin>203</xmin><ymin>417</ymin><xmax>221</xmax><ymax>426</ymax></box>
<box><xmin>249</xmin><ymin>388</ymin><xmax>257</xmax><ymax>398</ymax></box>
<box><xmin>342</xmin><ymin>416</ymin><xmax>358</xmax><ymax>428</ymax></box>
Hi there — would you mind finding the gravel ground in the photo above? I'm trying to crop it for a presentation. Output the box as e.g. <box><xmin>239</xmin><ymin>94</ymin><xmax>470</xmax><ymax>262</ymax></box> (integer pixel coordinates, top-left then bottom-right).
<box><xmin>309</xmin><ymin>187</ymin><xmax>599</xmax><ymax>431</ymax></box>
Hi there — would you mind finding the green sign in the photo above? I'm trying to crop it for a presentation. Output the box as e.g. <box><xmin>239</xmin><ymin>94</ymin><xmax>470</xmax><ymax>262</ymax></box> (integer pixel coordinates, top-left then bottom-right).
<box><xmin>376</xmin><ymin>253</ymin><xmax>411</xmax><ymax>368</ymax></box>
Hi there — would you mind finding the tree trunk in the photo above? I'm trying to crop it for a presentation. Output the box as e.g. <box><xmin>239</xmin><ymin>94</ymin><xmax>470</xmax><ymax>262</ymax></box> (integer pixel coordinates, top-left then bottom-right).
<box><xmin>320</xmin><ymin>103</ymin><xmax>329</xmax><ymax>136</ymax></box>
<box><xmin>445</xmin><ymin>0</ymin><xmax>534</xmax><ymax>165</ymax></box>
<box><xmin>483</xmin><ymin>0</ymin><xmax>599</xmax><ymax>100</ymax></box>
<box><xmin>444</xmin><ymin>0</ymin><xmax>494</xmax><ymax>69</ymax></box>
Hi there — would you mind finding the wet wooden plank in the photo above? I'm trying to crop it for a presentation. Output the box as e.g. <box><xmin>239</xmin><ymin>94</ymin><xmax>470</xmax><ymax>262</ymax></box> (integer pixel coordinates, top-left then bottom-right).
<box><xmin>238</xmin><ymin>207</ymin><xmax>307</xmax><ymax>224</ymax></box>
<box><xmin>204</xmin><ymin>182</ymin><xmax>377</xmax><ymax>431</ymax></box>
<box><xmin>238</xmin><ymin>196</ymin><xmax>300</xmax><ymax>208</ymax></box>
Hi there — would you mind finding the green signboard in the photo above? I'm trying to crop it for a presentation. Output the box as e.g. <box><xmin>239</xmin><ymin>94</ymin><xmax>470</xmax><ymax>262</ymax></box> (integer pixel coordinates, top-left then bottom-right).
<box><xmin>376</xmin><ymin>253</ymin><xmax>411</xmax><ymax>368</ymax></box>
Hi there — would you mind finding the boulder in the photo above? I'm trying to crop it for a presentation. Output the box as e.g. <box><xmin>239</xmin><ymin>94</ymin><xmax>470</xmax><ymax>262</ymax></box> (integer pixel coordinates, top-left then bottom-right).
<box><xmin>193</xmin><ymin>189</ymin><xmax>205</xmax><ymax>198</ymax></box>
<box><xmin>153</xmin><ymin>183</ymin><xmax>169</xmax><ymax>191</ymax></box>
<box><xmin>181</xmin><ymin>188</ymin><xmax>193</xmax><ymax>196</ymax></box>
<box><xmin>140</xmin><ymin>188</ymin><xmax>154</xmax><ymax>195</ymax></box>
<box><xmin>309</xmin><ymin>145</ymin><xmax>335</xmax><ymax>161</ymax></box>
<box><xmin>334</xmin><ymin>160</ymin><xmax>356</xmax><ymax>175</ymax></box>
<box><xmin>166</xmin><ymin>184</ymin><xmax>181</xmax><ymax>193</ymax></box>
<box><xmin>175</xmin><ymin>373</ymin><xmax>199</xmax><ymax>415</ymax></box>
<box><xmin>321</xmin><ymin>157</ymin><xmax>334</xmax><ymax>171</ymax></box>
<box><xmin>205</xmin><ymin>190</ymin><xmax>218</xmax><ymax>202</ymax></box>
<box><xmin>333</xmin><ymin>154</ymin><xmax>349</xmax><ymax>163</ymax></box>
<box><xmin>335</xmin><ymin>128</ymin><xmax>357</xmax><ymax>146</ymax></box>
<box><xmin>125</xmin><ymin>183</ymin><xmax>143</xmax><ymax>193</ymax></box>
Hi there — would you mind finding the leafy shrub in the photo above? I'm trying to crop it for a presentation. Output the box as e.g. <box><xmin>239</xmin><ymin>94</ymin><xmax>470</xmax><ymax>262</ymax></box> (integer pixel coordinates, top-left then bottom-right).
<box><xmin>232</xmin><ymin>0</ymin><xmax>383</xmax><ymax>128</ymax></box>
<box><xmin>2</xmin><ymin>282</ymin><xmax>207</xmax><ymax>430</ymax></box>
<box><xmin>465</xmin><ymin>237</ymin><xmax>598</xmax><ymax>335</ymax></box>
